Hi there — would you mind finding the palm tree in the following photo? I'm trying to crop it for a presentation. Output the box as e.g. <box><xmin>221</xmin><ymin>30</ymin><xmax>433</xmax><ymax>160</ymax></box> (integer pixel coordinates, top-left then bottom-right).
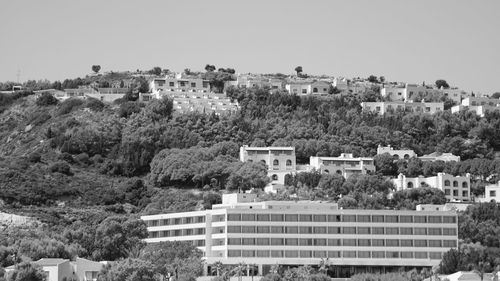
<box><xmin>318</xmin><ymin>258</ymin><xmax>330</xmax><ymax>275</ymax></box>
<box><xmin>231</xmin><ymin>262</ymin><xmax>247</xmax><ymax>281</ymax></box>
<box><xmin>296</xmin><ymin>266</ymin><xmax>312</xmax><ymax>281</ymax></box>
<box><xmin>270</xmin><ymin>264</ymin><xmax>281</xmax><ymax>275</ymax></box>
<box><xmin>211</xmin><ymin>261</ymin><xmax>224</xmax><ymax>277</ymax></box>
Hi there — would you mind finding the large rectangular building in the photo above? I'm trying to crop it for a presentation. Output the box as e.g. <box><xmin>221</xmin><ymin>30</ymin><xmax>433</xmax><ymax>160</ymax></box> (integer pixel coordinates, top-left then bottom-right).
<box><xmin>239</xmin><ymin>146</ymin><xmax>296</xmax><ymax>185</ymax></box>
<box><xmin>141</xmin><ymin>193</ymin><xmax>458</xmax><ymax>278</ymax></box>
<box><xmin>309</xmin><ymin>154</ymin><xmax>375</xmax><ymax>179</ymax></box>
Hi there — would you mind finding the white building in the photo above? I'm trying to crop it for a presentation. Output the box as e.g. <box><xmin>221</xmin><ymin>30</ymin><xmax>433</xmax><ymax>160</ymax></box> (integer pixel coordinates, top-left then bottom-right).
<box><xmin>285</xmin><ymin>80</ymin><xmax>330</xmax><ymax>95</ymax></box>
<box><xmin>239</xmin><ymin>146</ymin><xmax>296</xmax><ymax>185</ymax></box>
<box><xmin>418</xmin><ymin>152</ymin><xmax>460</xmax><ymax>162</ymax></box>
<box><xmin>477</xmin><ymin>181</ymin><xmax>500</xmax><ymax>203</ymax></box>
<box><xmin>361</xmin><ymin>101</ymin><xmax>444</xmax><ymax>115</ymax></box>
<box><xmin>392</xmin><ymin>173</ymin><xmax>471</xmax><ymax>202</ymax></box>
<box><xmin>4</xmin><ymin>258</ymin><xmax>104</xmax><ymax>281</ymax></box>
<box><xmin>150</xmin><ymin>77</ymin><xmax>211</xmax><ymax>98</ymax></box>
<box><xmin>142</xmin><ymin>193</ymin><xmax>459</xmax><ymax>278</ymax></box>
<box><xmin>451</xmin><ymin>96</ymin><xmax>500</xmax><ymax>117</ymax></box>
<box><xmin>377</xmin><ymin>145</ymin><xmax>416</xmax><ymax>160</ymax></box>
<box><xmin>309</xmin><ymin>154</ymin><xmax>375</xmax><ymax>179</ymax></box>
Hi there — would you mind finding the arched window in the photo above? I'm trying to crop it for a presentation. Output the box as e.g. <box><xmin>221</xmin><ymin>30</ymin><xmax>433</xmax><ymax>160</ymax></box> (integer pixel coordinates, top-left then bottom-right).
<box><xmin>393</xmin><ymin>154</ymin><xmax>399</xmax><ymax>160</ymax></box>
<box><xmin>313</xmin><ymin>88</ymin><xmax>318</xmax><ymax>93</ymax></box>
<box><xmin>444</xmin><ymin>180</ymin><xmax>450</xmax><ymax>186</ymax></box>
<box><xmin>462</xmin><ymin>182</ymin><xmax>468</xmax><ymax>188</ymax></box>
<box><xmin>273</xmin><ymin>159</ymin><xmax>279</xmax><ymax>166</ymax></box>
<box><xmin>271</xmin><ymin>174</ymin><xmax>278</xmax><ymax>181</ymax></box>
<box><xmin>404</xmin><ymin>154</ymin><xmax>410</xmax><ymax>160</ymax></box>
<box><xmin>260</xmin><ymin>160</ymin><xmax>266</xmax><ymax>165</ymax></box>
<box><xmin>336</xmin><ymin>170</ymin><xmax>342</xmax><ymax>175</ymax></box>
<box><xmin>453</xmin><ymin>181</ymin><xmax>458</xmax><ymax>187</ymax></box>
<box><xmin>286</xmin><ymin>159</ymin><xmax>292</xmax><ymax>166</ymax></box>
<box><xmin>407</xmin><ymin>182</ymin><xmax>414</xmax><ymax>189</ymax></box>
<box><xmin>324</xmin><ymin>169</ymin><xmax>330</xmax><ymax>174</ymax></box>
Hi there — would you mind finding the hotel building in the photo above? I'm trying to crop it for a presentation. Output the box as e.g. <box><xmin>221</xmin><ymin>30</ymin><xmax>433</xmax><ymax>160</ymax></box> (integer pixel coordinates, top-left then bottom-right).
<box><xmin>239</xmin><ymin>146</ymin><xmax>296</xmax><ymax>185</ymax></box>
<box><xmin>309</xmin><ymin>154</ymin><xmax>375</xmax><ymax>179</ymax></box>
<box><xmin>141</xmin><ymin>193</ymin><xmax>458</xmax><ymax>278</ymax></box>
<box><xmin>360</xmin><ymin>101</ymin><xmax>444</xmax><ymax>115</ymax></box>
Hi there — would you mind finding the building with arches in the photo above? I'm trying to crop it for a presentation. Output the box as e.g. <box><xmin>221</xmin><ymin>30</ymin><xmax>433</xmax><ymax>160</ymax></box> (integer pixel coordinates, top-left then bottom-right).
<box><xmin>392</xmin><ymin>173</ymin><xmax>471</xmax><ymax>202</ymax></box>
<box><xmin>377</xmin><ymin>145</ymin><xmax>416</xmax><ymax>160</ymax></box>
<box><xmin>239</xmin><ymin>146</ymin><xmax>296</xmax><ymax>185</ymax></box>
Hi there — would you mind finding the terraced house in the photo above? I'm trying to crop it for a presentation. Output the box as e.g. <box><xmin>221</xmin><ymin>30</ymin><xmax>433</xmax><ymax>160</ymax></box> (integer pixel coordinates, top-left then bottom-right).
<box><xmin>142</xmin><ymin>193</ymin><xmax>458</xmax><ymax>278</ymax></box>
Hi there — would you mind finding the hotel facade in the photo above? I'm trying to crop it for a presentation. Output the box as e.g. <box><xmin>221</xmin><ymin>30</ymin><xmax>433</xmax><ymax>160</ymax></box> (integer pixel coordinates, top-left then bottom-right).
<box><xmin>141</xmin><ymin>193</ymin><xmax>458</xmax><ymax>278</ymax></box>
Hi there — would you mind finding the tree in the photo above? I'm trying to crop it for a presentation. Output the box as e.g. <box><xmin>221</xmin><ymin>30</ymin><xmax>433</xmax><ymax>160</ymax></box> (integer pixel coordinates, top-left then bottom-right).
<box><xmin>5</xmin><ymin>262</ymin><xmax>46</xmax><ymax>281</ymax></box>
<box><xmin>374</xmin><ymin>153</ymin><xmax>398</xmax><ymax>176</ymax></box>
<box><xmin>36</xmin><ymin>92</ymin><xmax>58</xmax><ymax>106</ymax></box>
<box><xmin>205</xmin><ymin>64</ymin><xmax>216</xmax><ymax>72</ymax></box>
<box><xmin>150</xmin><ymin>67</ymin><xmax>162</xmax><ymax>76</ymax></box>
<box><xmin>491</xmin><ymin>92</ymin><xmax>500</xmax><ymax>99</ymax></box>
<box><xmin>225</xmin><ymin>162</ymin><xmax>270</xmax><ymax>191</ymax></box>
<box><xmin>231</xmin><ymin>263</ymin><xmax>247</xmax><ymax>281</ymax></box>
<box><xmin>144</xmin><ymin>96</ymin><xmax>173</xmax><ymax>122</ymax></box>
<box><xmin>92</xmin><ymin>65</ymin><xmax>101</xmax><ymax>74</ymax></box>
<box><xmin>367</xmin><ymin>75</ymin><xmax>378</xmax><ymax>83</ymax></box>
<box><xmin>97</xmin><ymin>258</ymin><xmax>156</xmax><ymax>281</ymax></box>
<box><xmin>294</xmin><ymin>66</ymin><xmax>303</xmax><ymax>77</ymax></box>
<box><xmin>379</xmin><ymin>76</ymin><xmax>386</xmax><ymax>83</ymax></box>
<box><xmin>435</xmin><ymin>79</ymin><xmax>450</xmax><ymax>89</ymax></box>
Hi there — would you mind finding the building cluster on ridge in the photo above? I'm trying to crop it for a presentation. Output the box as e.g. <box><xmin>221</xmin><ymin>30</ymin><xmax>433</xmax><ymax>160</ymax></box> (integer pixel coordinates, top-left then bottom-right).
<box><xmin>32</xmin><ymin>70</ymin><xmax>500</xmax><ymax>117</ymax></box>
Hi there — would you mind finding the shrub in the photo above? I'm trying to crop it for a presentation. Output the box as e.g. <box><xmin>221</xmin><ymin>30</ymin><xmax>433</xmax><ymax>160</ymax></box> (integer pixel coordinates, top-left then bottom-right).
<box><xmin>49</xmin><ymin>162</ymin><xmax>73</xmax><ymax>176</ymax></box>
<box><xmin>57</xmin><ymin>152</ymin><xmax>74</xmax><ymax>163</ymax></box>
<box><xmin>74</xmin><ymin>153</ymin><xmax>90</xmax><ymax>165</ymax></box>
<box><xmin>36</xmin><ymin>92</ymin><xmax>58</xmax><ymax>106</ymax></box>
<box><xmin>28</xmin><ymin>152</ymin><xmax>42</xmax><ymax>163</ymax></box>
<box><xmin>90</xmin><ymin>154</ymin><xmax>104</xmax><ymax>164</ymax></box>
<box><xmin>85</xmin><ymin>98</ymin><xmax>105</xmax><ymax>111</ymax></box>
<box><xmin>56</xmin><ymin>98</ymin><xmax>84</xmax><ymax>116</ymax></box>
<box><xmin>28</xmin><ymin>111</ymin><xmax>51</xmax><ymax>126</ymax></box>
<box><xmin>118</xmin><ymin>102</ymin><xmax>142</xmax><ymax>118</ymax></box>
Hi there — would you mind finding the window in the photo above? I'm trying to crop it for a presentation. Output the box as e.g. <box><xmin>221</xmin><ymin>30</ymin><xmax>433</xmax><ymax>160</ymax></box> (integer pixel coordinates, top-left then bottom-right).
<box><xmin>314</xmin><ymin>227</ymin><xmax>327</xmax><ymax>234</ymax></box>
<box><xmin>453</xmin><ymin>190</ymin><xmax>459</xmax><ymax>196</ymax></box>
<box><xmin>358</xmin><ymin>227</ymin><xmax>371</xmax><ymax>234</ymax></box>
<box><xmin>428</xmin><ymin>216</ymin><xmax>442</xmax><ymax>223</ymax></box>
<box><xmin>429</xmin><ymin>240</ymin><xmax>442</xmax><ymax>247</ymax></box>
<box><xmin>285</xmin><ymin>238</ymin><xmax>298</xmax><ymax>246</ymax></box>
<box><xmin>169</xmin><ymin>82</ymin><xmax>175</xmax><ymax>87</ymax></box>
<box><xmin>343</xmin><ymin>239</ymin><xmax>356</xmax><ymax>246</ymax></box>
<box><xmin>286</xmin><ymin>159</ymin><xmax>292</xmax><ymax>166</ymax></box>
<box><xmin>358</xmin><ymin>239</ymin><xmax>371</xmax><ymax>246</ymax></box>
<box><xmin>328</xmin><ymin>215</ymin><xmax>341</xmax><ymax>222</ymax></box>
<box><xmin>386</xmin><ymin>227</ymin><xmax>399</xmax><ymax>235</ymax></box>
<box><xmin>414</xmin><ymin>228</ymin><xmax>427</xmax><ymax>235</ymax></box>
<box><xmin>271</xmin><ymin>238</ymin><xmax>284</xmax><ymax>246</ymax></box>
<box><xmin>343</xmin><ymin>227</ymin><xmax>356</xmax><ymax>234</ymax></box>
<box><xmin>453</xmin><ymin>181</ymin><xmax>458</xmax><ymax>187</ymax></box>
<box><xmin>415</xmin><ymin>252</ymin><xmax>428</xmax><ymax>259</ymax></box>
<box><xmin>414</xmin><ymin>216</ymin><xmax>427</xmax><ymax>223</ymax></box>
<box><xmin>299</xmin><ymin>214</ymin><xmax>312</xmax><ymax>222</ymax></box>
<box><xmin>328</xmin><ymin>239</ymin><xmax>341</xmax><ymax>246</ymax></box>
<box><xmin>407</xmin><ymin>182</ymin><xmax>414</xmax><ymax>189</ymax></box>
<box><xmin>271</xmin><ymin>226</ymin><xmax>284</xmax><ymax>233</ymax></box>
<box><xmin>256</xmin><ymin>238</ymin><xmax>270</xmax><ymax>245</ymax></box>
<box><xmin>242</xmin><ymin>238</ymin><xmax>255</xmax><ymax>245</ymax></box>
<box><xmin>271</xmin><ymin>174</ymin><xmax>278</xmax><ymax>181</ymax></box>
<box><xmin>273</xmin><ymin>159</ymin><xmax>279</xmax><ymax>166</ymax></box>
<box><xmin>443</xmin><ymin>240</ymin><xmax>457</xmax><ymax>247</ymax></box>
<box><xmin>386</xmin><ymin>239</ymin><xmax>399</xmax><ymax>247</ymax></box>
<box><xmin>271</xmin><ymin>250</ymin><xmax>283</xmax><ymax>258</ymax></box>
<box><xmin>385</xmin><ymin>215</ymin><xmax>399</xmax><ymax>223</ymax></box>
<box><xmin>358</xmin><ymin>251</ymin><xmax>371</xmax><ymax>258</ymax></box>
<box><xmin>357</xmin><ymin>215</ymin><xmax>371</xmax><ymax>222</ymax></box>
<box><xmin>401</xmin><ymin>252</ymin><xmax>414</xmax><ymax>259</ymax></box>
<box><xmin>443</xmin><ymin>228</ymin><xmax>457</xmax><ymax>236</ymax></box>
<box><xmin>372</xmin><ymin>227</ymin><xmax>384</xmax><ymax>235</ymax></box>
<box><xmin>430</xmin><ymin>252</ymin><xmax>442</xmax><ymax>260</ymax></box>
<box><xmin>314</xmin><ymin>251</ymin><xmax>327</xmax><ymax>258</ymax></box>
<box><xmin>400</xmin><ymin>227</ymin><xmax>413</xmax><ymax>235</ymax></box>
<box><xmin>444</xmin><ymin>180</ymin><xmax>450</xmax><ymax>186</ymax></box>
<box><xmin>315</xmin><ymin>239</ymin><xmax>327</xmax><ymax>246</ymax></box>
<box><xmin>300</xmin><ymin>239</ymin><xmax>313</xmax><ymax>246</ymax></box>
<box><xmin>286</xmin><ymin>226</ymin><xmax>298</xmax><ymax>234</ymax></box>
<box><xmin>400</xmin><ymin>215</ymin><xmax>413</xmax><ymax>223</ymax></box>
<box><xmin>372</xmin><ymin>251</ymin><xmax>385</xmax><ymax>258</ymax></box>
<box><xmin>300</xmin><ymin>251</ymin><xmax>312</xmax><ymax>258</ymax></box>
<box><xmin>386</xmin><ymin>251</ymin><xmax>400</xmax><ymax>258</ymax></box>
<box><xmin>372</xmin><ymin>215</ymin><xmax>384</xmax><ymax>223</ymax></box>
<box><xmin>242</xmin><ymin>226</ymin><xmax>255</xmax><ymax>233</ymax></box>
<box><xmin>228</xmin><ymin>214</ymin><xmax>241</xmax><ymax>221</ymax></box>
<box><xmin>328</xmin><ymin>251</ymin><xmax>341</xmax><ymax>258</ymax></box>
<box><xmin>343</xmin><ymin>251</ymin><xmax>356</xmax><ymax>258</ymax></box>
<box><xmin>343</xmin><ymin>215</ymin><xmax>356</xmax><ymax>222</ymax></box>
<box><xmin>414</xmin><ymin>240</ymin><xmax>428</xmax><ymax>247</ymax></box>
<box><xmin>445</xmin><ymin>189</ymin><xmax>450</xmax><ymax>195</ymax></box>
<box><xmin>228</xmin><ymin>250</ymin><xmax>241</xmax><ymax>257</ymax></box>
<box><xmin>285</xmin><ymin>251</ymin><xmax>298</xmax><ymax>258</ymax></box>
<box><xmin>401</xmin><ymin>239</ymin><xmax>413</xmax><ymax>247</ymax></box>
<box><xmin>257</xmin><ymin>214</ymin><xmax>270</xmax><ymax>221</ymax></box>
<box><xmin>462</xmin><ymin>191</ymin><xmax>468</xmax><ymax>197</ymax></box>
<box><xmin>285</xmin><ymin>214</ymin><xmax>298</xmax><ymax>222</ymax></box>
<box><xmin>227</xmin><ymin>226</ymin><xmax>241</xmax><ymax>233</ymax></box>
<box><xmin>257</xmin><ymin>226</ymin><xmax>270</xmax><ymax>233</ymax></box>
<box><xmin>428</xmin><ymin>228</ymin><xmax>442</xmax><ymax>235</ymax></box>
<box><xmin>271</xmin><ymin>214</ymin><xmax>284</xmax><ymax>221</ymax></box>
<box><xmin>328</xmin><ymin>227</ymin><xmax>341</xmax><ymax>234</ymax></box>
<box><xmin>443</xmin><ymin>216</ymin><xmax>456</xmax><ymax>223</ymax></box>
<box><xmin>490</xmin><ymin>190</ymin><xmax>497</xmax><ymax>197</ymax></box>
<box><xmin>300</xmin><ymin>226</ymin><xmax>313</xmax><ymax>234</ymax></box>
<box><xmin>257</xmin><ymin>250</ymin><xmax>270</xmax><ymax>257</ymax></box>
<box><xmin>462</xmin><ymin>182</ymin><xmax>468</xmax><ymax>188</ymax></box>
<box><xmin>180</xmin><ymin>81</ymin><xmax>186</xmax><ymax>87</ymax></box>
<box><xmin>314</xmin><ymin>215</ymin><xmax>327</xmax><ymax>222</ymax></box>
<box><xmin>372</xmin><ymin>239</ymin><xmax>385</xmax><ymax>246</ymax></box>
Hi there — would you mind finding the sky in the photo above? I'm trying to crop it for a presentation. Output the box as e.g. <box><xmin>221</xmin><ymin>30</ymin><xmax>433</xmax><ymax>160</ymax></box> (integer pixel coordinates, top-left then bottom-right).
<box><xmin>1</xmin><ymin>0</ymin><xmax>499</xmax><ymax>94</ymax></box>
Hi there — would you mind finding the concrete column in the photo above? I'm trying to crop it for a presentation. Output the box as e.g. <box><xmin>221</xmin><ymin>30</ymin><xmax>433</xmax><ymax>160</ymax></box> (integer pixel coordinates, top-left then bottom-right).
<box><xmin>203</xmin><ymin>263</ymin><xmax>208</xmax><ymax>276</ymax></box>
<box><xmin>258</xmin><ymin>264</ymin><xmax>263</xmax><ymax>276</ymax></box>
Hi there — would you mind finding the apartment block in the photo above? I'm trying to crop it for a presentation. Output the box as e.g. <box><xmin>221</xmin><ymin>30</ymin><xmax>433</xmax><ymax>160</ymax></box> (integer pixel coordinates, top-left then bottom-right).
<box><xmin>309</xmin><ymin>154</ymin><xmax>375</xmax><ymax>179</ymax></box>
<box><xmin>392</xmin><ymin>173</ymin><xmax>471</xmax><ymax>202</ymax></box>
<box><xmin>141</xmin><ymin>193</ymin><xmax>458</xmax><ymax>278</ymax></box>
<box><xmin>451</xmin><ymin>97</ymin><xmax>500</xmax><ymax>117</ymax></box>
<box><xmin>150</xmin><ymin>77</ymin><xmax>210</xmax><ymax>98</ymax></box>
<box><xmin>285</xmin><ymin>80</ymin><xmax>330</xmax><ymax>95</ymax></box>
<box><xmin>361</xmin><ymin>101</ymin><xmax>444</xmax><ymax>115</ymax></box>
<box><xmin>377</xmin><ymin>145</ymin><xmax>416</xmax><ymax>160</ymax></box>
<box><xmin>239</xmin><ymin>146</ymin><xmax>296</xmax><ymax>185</ymax></box>
<box><xmin>477</xmin><ymin>181</ymin><xmax>500</xmax><ymax>203</ymax></box>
